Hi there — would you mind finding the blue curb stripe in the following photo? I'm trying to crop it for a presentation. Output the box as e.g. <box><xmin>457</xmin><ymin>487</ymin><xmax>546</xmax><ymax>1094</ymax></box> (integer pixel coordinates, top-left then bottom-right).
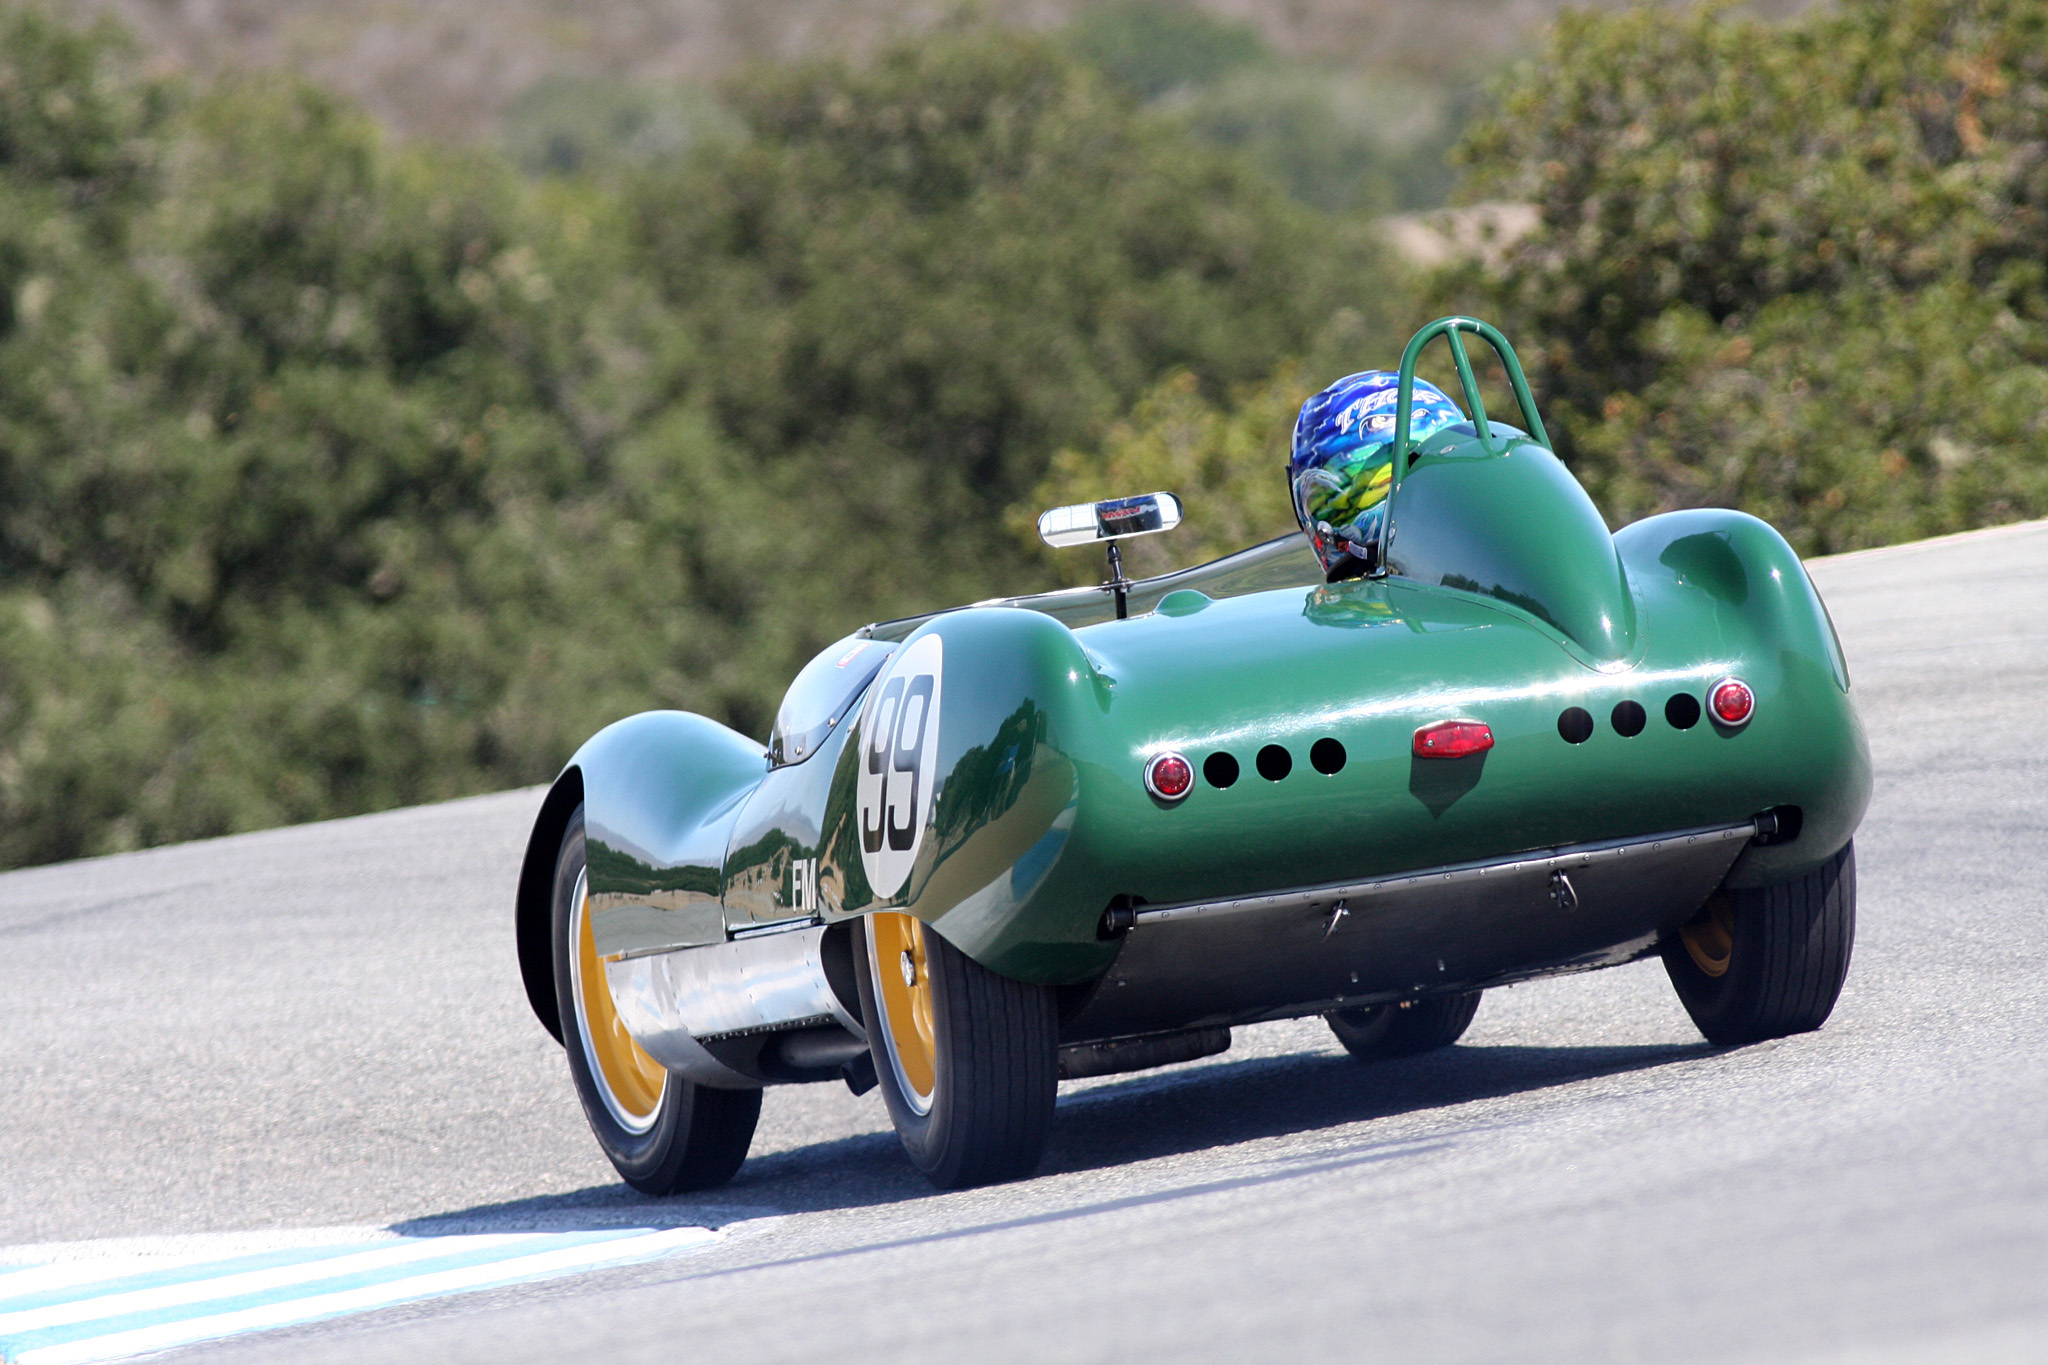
<box><xmin>0</xmin><ymin>1234</ymin><xmax>593</xmax><ymax>1345</ymax></box>
<box><xmin>0</xmin><ymin>1228</ymin><xmax>717</xmax><ymax>1365</ymax></box>
<box><xmin>0</xmin><ymin>1244</ymin><xmax>394</xmax><ymax>1316</ymax></box>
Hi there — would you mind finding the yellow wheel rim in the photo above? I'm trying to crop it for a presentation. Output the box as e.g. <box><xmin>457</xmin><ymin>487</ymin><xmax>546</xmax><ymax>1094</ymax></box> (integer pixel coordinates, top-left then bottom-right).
<box><xmin>572</xmin><ymin>870</ymin><xmax>667</xmax><ymax>1132</ymax></box>
<box><xmin>1680</xmin><ymin>895</ymin><xmax>1737</xmax><ymax>979</ymax></box>
<box><xmin>869</xmin><ymin>912</ymin><xmax>937</xmax><ymax>1113</ymax></box>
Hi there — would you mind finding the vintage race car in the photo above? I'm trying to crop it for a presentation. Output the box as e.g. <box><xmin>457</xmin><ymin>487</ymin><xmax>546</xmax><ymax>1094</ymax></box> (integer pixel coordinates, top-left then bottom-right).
<box><xmin>513</xmin><ymin>318</ymin><xmax>1870</xmax><ymax>1193</ymax></box>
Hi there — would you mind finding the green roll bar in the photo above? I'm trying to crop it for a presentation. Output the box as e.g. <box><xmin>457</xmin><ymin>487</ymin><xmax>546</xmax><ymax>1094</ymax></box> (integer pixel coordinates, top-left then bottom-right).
<box><xmin>1377</xmin><ymin>316</ymin><xmax>1550</xmax><ymax>572</ymax></box>
<box><xmin>1392</xmin><ymin>315</ymin><xmax>1550</xmax><ymax>473</ymax></box>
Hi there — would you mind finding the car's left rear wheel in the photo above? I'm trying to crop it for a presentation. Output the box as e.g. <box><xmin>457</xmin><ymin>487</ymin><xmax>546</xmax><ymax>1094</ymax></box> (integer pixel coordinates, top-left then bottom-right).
<box><xmin>858</xmin><ymin>912</ymin><xmax>1058</xmax><ymax>1190</ymax></box>
<box><xmin>552</xmin><ymin>806</ymin><xmax>761</xmax><ymax>1194</ymax></box>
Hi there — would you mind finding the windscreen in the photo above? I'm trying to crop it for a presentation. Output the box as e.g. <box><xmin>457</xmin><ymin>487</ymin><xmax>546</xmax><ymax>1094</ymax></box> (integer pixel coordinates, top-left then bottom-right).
<box><xmin>768</xmin><ymin>636</ymin><xmax>896</xmax><ymax>766</ymax></box>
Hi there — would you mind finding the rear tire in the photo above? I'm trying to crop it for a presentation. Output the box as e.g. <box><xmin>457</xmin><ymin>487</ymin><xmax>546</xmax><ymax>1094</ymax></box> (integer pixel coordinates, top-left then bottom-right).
<box><xmin>552</xmin><ymin>807</ymin><xmax>761</xmax><ymax>1195</ymax></box>
<box><xmin>1662</xmin><ymin>841</ymin><xmax>1856</xmax><ymax>1046</ymax></box>
<box><xmin>858</xmin><ymin>912</ymin><xmax>1058</xmax><ymax>1190</ymax></box>
<box><xmin>1325</xmin><ymin>991</ymin><xmax>1481</xmax><ymax>1062</ymax></box>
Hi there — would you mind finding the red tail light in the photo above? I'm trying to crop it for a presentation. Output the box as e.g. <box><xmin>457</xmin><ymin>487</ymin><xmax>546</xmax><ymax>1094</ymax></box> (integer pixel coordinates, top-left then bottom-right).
<box><xmin>1145</xmin><ymin>751</ymin><xmax>1194</xmax><ymax>801</ymax></box>
<box><xmin>1709</xmin><ymin>677</ymin><xmax>1755</xmax><ymax>728</ymax></box>
<box><xmin>1413</xmin><ymin>720</ymin><xmax>1494</xmax><ymax>759</ymax></box>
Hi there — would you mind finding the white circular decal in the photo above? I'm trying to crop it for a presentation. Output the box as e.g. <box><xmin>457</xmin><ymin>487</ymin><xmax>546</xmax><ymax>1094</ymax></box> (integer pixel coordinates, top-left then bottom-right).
<box><xmin>856</xmin><ymin>633</ymin><xmax>944</xmax><ymax>899</ymax></box>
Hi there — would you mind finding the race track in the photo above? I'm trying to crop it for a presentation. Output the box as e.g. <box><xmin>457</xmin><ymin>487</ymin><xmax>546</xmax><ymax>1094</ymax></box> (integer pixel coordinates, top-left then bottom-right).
<box><xmin>4</xmin><ymin>520</ymin><xmax>2046</xmax><ymax>1364</ymax></box>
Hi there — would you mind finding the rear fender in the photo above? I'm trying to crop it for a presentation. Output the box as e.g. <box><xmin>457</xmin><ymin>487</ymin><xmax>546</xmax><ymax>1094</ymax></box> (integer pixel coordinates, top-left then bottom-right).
<box><xmin>820</xmin><ymin>608</ymin><xmax>1112</xmax><ymax>984</ymax></box>
<box><xmin>1615</xmin><ymin>508</ymin><xmax>1870</xmax><ymax>885</ymax></box>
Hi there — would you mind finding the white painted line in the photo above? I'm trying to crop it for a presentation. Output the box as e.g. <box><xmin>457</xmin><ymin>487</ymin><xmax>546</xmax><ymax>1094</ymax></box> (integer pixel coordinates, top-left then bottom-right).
<box><xmin>0</xmin><ymin>1269</ymin><xmax>162</xmax><ymax>1304</ymax></box>
<box><xmin>0</xmin><ymin>1226</ymin><xmax>719</xmax><ymax>1365</ymax></box>
<box><xmin>0</xmin><ymin>1233</ymin><xmax>538</xmax><ymax>1335</ymax></box>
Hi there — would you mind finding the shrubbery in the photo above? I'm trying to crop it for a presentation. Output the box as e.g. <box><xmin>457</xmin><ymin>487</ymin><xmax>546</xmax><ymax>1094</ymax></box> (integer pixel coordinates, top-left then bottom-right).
<box><xmin>6</xmin><ymin>0</ymin><xmax>2043</xmax><ymax>870</ymax></box>
<box><xmin>1042</xmin><ymin>0</ymin><xmax>2048</xmax><ymax>577</ymax></box>
<box><xmin>0</xmin><ymin>7</ymin><xmax>1383</xmax><ymax>867</ymax></box>
<box><xmin>1451</xmin><ymin>0</ymin><xmax>2048</xmax><ymax>551</ymax></box>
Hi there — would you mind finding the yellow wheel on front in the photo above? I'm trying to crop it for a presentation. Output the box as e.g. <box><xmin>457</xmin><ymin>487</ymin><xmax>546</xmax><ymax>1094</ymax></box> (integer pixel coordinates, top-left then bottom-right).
<box><xmin>572</xmin><ymin>870</ymin><xmax>667</xmax><ymax>1132</ymax></box>
<box><xmin>869</xmin><ymin>912</ymin><xmax>937</xmax><ymax>1113</ymax></box>
<box><xmin>1680</xmin><ymin>895</ymin><xmax>1736</xmax><ymax>979</ymax></box>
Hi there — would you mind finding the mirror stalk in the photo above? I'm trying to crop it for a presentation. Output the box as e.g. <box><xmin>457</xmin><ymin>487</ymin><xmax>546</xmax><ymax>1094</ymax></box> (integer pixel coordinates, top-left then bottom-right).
<box><xmin>1106</xmin><ymin>542</ymin><xmax>1129</xmax><ymax>620</ymax></box>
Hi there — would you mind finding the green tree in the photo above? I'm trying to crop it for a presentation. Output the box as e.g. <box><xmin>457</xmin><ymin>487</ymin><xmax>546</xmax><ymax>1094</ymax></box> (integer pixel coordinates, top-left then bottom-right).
<box><xmin>0</xmin><ymin>12</ymin><xmax>1385</xmax><ymax>868</ymax></box>
<box><xmin>627</xmin><ymin>28</ymin><xmax>1386</xmax><ymax>724</ymax></box>
<box><xmin>1064</xmin><ymin>0</ymin><xmax>1479</xmax><ymax>216</ymax></box>
<box><xmin>1064</xmin><ymin>1</ymin><xmax>1265</xmax><ymax>101</ymax></box>
<box><xmin>1449</xmin><ymin>0</ymin><xmax>2048</xmax><ymax>551</ymax></box>
<box><xmin>0</xmin><ymin>27</ymin><xmax>735</xmax><ymax>865</ymax></box>
<box><xmin>1024</xmin><ymin>367</ymin><xmax>1307</xmax><ymax>582</ymax></box>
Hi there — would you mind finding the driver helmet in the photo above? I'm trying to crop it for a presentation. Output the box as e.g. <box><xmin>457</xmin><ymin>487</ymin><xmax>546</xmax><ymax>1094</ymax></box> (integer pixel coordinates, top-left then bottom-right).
<box><xmin>1290</xmin><ymin>371</ymin><xmax>1465</xmax><ymax>580</ymax></box>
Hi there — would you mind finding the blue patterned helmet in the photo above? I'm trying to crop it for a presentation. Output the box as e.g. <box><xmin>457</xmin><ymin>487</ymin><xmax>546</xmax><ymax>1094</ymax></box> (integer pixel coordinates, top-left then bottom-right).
<box><xmin>1290</xmin><ymin>371</ymin><xmax>1466</xmax><ymax>579</ymax></box>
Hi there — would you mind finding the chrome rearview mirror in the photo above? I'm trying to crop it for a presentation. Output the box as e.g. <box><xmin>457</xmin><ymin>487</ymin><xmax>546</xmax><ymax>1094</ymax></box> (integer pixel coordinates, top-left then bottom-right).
<box><xmin>1036</xmin><ymin>493</ymin><xmax>1183</xmax><ymax>619</ymax></box>
<box><xmin>1037</xmin><ymin>493</ymin><xmax>1184</xmax><ymax>549</ymax></box>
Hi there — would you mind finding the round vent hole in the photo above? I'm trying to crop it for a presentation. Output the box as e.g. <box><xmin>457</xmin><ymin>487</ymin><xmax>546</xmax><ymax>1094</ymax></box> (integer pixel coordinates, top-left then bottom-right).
<box><xmin>1256</xmin><ymin>745</ymin><xmax>1293</xmax><ymax>781</ymax></box>
<box><xmin>1665</xmin><ymin>693</ymin><xmax>1702</xmax><ymax>730</ymax></box>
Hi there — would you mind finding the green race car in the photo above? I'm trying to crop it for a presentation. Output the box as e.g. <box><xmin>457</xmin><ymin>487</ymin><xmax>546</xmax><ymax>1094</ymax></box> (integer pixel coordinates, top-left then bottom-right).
<box><xmin>513</xmin><ymin>318</ymin><xmax>1870</xmax><ymax>1193</ymax></box>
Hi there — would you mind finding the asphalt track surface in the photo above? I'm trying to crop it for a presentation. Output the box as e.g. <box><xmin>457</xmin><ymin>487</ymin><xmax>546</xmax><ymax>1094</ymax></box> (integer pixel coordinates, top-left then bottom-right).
<box><xmin>5</xmin><ymin>520</ymin><xmax>2047</xmax><ymax>1364</ymax></box>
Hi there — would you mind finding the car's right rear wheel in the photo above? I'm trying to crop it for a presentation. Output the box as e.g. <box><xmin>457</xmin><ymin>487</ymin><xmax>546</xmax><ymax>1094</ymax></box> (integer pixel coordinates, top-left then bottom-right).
<box><xmin>1662</xmin><ymin>840</ymin><xmax>1856</xmax><ymax>1046</ymax></box>
<box><xmin>858</xmin><ymin>912</ymin><xmax>1058</xmax><ymax>1190</ymax></box>
<box><xmin>1325</xmin><ymin>991</ymin><xmax>1481</xmax><ymax>1062</ymax></box>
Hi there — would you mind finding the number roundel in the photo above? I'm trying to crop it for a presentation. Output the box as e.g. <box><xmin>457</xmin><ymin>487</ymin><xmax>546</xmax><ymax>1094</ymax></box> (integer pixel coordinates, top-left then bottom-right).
<box><xmin>855</xmin><ymin>633</ymin><xmax>945</xmax><ymax>899</ymax></box>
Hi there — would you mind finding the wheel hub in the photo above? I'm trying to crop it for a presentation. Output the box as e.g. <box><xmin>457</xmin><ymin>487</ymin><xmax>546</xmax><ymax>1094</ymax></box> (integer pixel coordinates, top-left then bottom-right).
<box><xmin>1680</xmin><ymin>896</ymin><xmax>1736</xmax><ymax>978</ymax></box>
<box><xmin>572</xmin><ymin>870</ymin><xmax>668</xmax><ymax>1132</ymax></box>
<box><xmin>870</xmin><ymin>913</ymin><xmax>937</xmax><ymax>1113</ymax></box>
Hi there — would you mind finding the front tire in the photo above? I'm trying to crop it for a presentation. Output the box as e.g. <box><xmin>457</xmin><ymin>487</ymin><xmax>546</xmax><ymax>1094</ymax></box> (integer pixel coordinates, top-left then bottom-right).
<box><xmin>552</xmin><ymin>807</ymin><xmax>761</xmax><ymax>1194</ymax></box>
<box><xmin>1662</xmin><ymin>841</ymin><xmax>1856</xmax><ymax>1046</ymax></box>
<box><xmin>858</xmin><ymin>912</ymin><xmax>1058</xmax><ymax>1190</ymax></box>
<box><xmin>1326</xmin><ymin>991</ymin><xmax>1481</xmax><ymax>1062</ymax></box>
